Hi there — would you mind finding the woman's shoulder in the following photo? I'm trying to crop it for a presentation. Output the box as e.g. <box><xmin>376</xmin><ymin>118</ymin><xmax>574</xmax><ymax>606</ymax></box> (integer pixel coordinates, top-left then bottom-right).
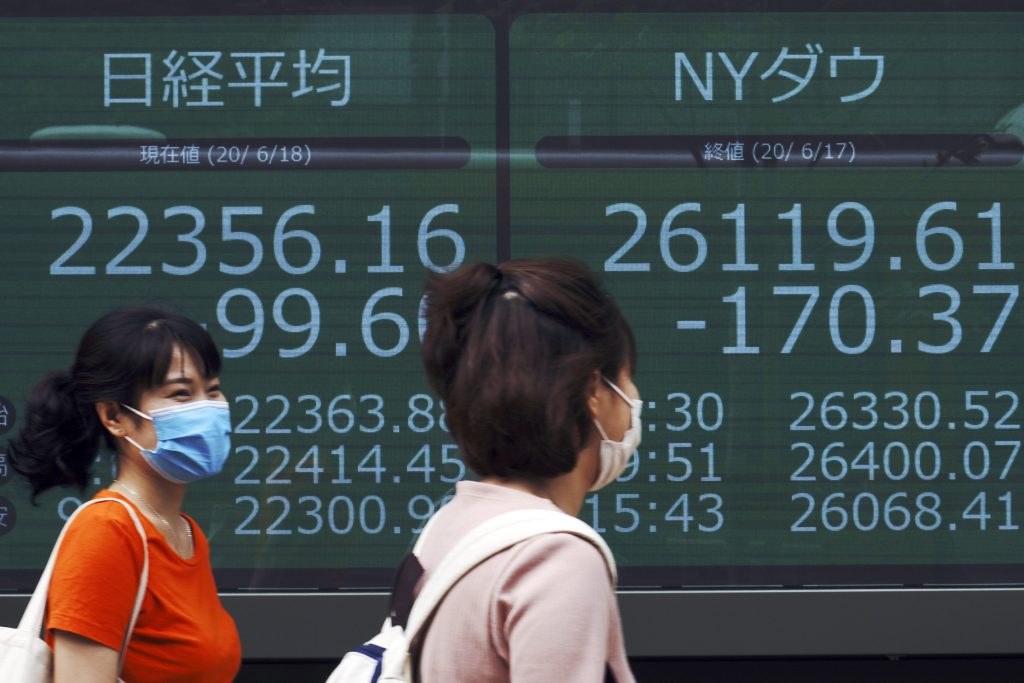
<box><xmin>419</xmin><ymin>483</ymin><xmax>569</xmax><ymax>565</ymax></box>
<box><xmin>73</xmin><ymin>493</ymin><xmax>144</xmax><ymax>525</ymax></box>
<box><xmin>49</xmin><ymin>496</ymin><xmax>148</xmax><ymax>594</ymax></box>
<box><xmin>60</xmin><ymin>495</ymin><xmax>148</xmax><ymax>554</ymax></box>
<box><xmin>483</xmin><ymin>528</ymin><xmax>615</xmax><ymax>606</ymax></box>
<box><xmin>486</xmin><ymin>530</ymin><xmax>617</xmax><ymax>626</ymax></box>
<box><xmin>512</xmin><ymin>529</ymin><xmax>612</xmax><ymax>576</ymax></box>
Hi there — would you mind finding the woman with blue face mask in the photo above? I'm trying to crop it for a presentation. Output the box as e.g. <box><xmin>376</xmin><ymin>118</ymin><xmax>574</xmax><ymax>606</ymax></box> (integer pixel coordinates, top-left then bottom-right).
<box><xmin>7</xmin><ymin>306</ymin><xmax>240</xmax><ymax>683</ymax></box>
<box><xmin>414</xmin><ymin>258</ymin><xmax>640</xmax><ymax>683</ymax></box>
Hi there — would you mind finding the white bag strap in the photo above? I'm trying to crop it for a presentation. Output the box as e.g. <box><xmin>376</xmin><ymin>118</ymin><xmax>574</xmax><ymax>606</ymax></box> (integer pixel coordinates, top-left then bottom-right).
<box><xmin>17</xmin><ymin>497</ymin><xmax>150</xmax><ymax>674</ymax></box>
<box><xmin>404</xmin><ymin>508</ymin><xmax>616</xmax><ymax>645</ymax></box>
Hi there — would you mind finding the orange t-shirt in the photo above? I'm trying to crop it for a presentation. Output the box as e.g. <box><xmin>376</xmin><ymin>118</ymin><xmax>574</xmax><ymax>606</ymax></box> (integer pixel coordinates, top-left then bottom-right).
<box><xmin>45</xmin><ymin>490</ymin><xmax>240</xmax><ymax>683</ymax></box>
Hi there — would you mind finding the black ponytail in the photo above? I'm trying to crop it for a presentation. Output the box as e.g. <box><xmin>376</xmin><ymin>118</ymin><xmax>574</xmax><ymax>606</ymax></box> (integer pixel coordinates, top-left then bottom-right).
<box><xmin>7</xmin><ymin>305</ymin><xmax>221</xmax><ymax>503</ymax></box>
<box><xmin>7</xmin><ymin>369</ymin><xmax>102</xmax><ymax>501</ymax></box>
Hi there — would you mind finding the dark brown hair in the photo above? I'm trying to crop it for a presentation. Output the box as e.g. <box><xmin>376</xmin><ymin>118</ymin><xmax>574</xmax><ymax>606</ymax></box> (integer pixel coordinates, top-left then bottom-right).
<box><xmin>421</xmin><ymin>258</ymin><xmax>636</xmax><ymax>480</ymax></box>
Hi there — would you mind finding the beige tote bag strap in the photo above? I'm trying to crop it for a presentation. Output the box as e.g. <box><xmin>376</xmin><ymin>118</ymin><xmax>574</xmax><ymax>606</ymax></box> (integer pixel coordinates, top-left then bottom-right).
<box><xmin>19</xmin><ymin>497</ymin><xmax>149</xmax><ymax>675</ymax></box>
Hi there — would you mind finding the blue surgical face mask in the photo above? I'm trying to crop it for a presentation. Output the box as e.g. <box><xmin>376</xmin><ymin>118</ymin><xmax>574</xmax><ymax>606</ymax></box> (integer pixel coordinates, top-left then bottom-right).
<box><xmin>121</xmin><ymin>400</ymin><xmax>232</xmax><ymax>484</ymax></box>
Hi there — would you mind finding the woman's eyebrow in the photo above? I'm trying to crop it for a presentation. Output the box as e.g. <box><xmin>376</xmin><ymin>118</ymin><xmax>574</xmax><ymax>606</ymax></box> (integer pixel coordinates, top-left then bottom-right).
<box><xmin>162</xmin><ymin>376</ymin><xmax>194</xmax><ymax>388</ymax></box>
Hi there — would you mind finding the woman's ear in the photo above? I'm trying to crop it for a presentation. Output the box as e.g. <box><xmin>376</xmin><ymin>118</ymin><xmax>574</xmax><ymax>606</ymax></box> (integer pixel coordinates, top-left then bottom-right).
<box><xmin>95</xmin><ymin>401</ymin><xmax>127</xmax><ymax>438</ymax></box>
<box><xmin>586</xmin><ymin>370</ymin><xmax>604</xmax><ymax>418</ymax></box>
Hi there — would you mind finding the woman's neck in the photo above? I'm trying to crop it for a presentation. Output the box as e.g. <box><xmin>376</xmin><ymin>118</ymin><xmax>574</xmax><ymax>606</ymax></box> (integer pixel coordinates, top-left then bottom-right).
<box><xmin>481</xmin><ymin>470</ymin><xmax>587</xmax><ymax>515</ymax></box>
<box><xmin>481</xmin><ymin>441</ymin><xmax>601</xmax><ymax>515</ymax></box>
<box><xmin>111</xmin><ymin>457</ymin><xmax>186</xmax><ymax>519</ymax></box>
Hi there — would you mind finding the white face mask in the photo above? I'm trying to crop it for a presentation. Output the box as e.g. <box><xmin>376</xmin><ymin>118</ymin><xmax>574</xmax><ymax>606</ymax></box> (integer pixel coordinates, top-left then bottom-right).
<box><xmin>590</xmin><ymin>377</ymin><xmax>642</xmax><ymax>491</ymax></box>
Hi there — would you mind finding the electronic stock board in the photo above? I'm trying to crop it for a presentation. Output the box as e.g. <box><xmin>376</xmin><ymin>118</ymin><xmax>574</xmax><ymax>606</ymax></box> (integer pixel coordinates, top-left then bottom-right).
<box><xmin>1</xmin><ymin>1</ymin><xmax>1023</xmax><ymax>658</ymax></box>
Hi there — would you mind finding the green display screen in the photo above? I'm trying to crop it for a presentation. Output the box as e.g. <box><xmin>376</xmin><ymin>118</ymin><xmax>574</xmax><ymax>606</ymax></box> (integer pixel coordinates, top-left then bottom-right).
<box><xmin>511</xmin><ymin>12</ymin><xmax>1024</xmax><ymax>586</ymax></box>
<box><xmin>0</xmin><ymin>14</ymin><xmax>496</xmax><ymax>589</ymax></box>
<box><xmin>1</xmin><ymin>8</ymin><xmax>1023</xmax><ymax>591</ymax></box>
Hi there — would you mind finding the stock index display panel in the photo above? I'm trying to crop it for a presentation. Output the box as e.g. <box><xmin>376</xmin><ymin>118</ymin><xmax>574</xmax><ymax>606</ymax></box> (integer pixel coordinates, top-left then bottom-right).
<box><xmin>511</xmin><ymin>11</ymin><xmax>1024</xmax><ymax>586</ymax></box>
<box><xmin>1</xmin><ymin>6</ymin><xmax>1024</xmax><ymax>596</ymax></box>
<box><xmin>0</xmin><ymin>13</ymin><xmax>496</xmax><ymax>589</ymax></box>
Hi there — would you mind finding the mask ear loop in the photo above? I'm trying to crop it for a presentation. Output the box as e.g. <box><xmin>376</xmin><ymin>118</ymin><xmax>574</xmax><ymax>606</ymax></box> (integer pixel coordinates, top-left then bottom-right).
<box><xmin>599</xmin><ymin>376</ymin><xmax>643</xmax><ymax>450</ymax></box>
<box><xmin>594</xmin><ymin>377</ymin><xmax>637</xmax><ymax>441</ymax></box>
<box><xmin>601</xmin><ymin>376</ymin><xmax>640</xmax><ymax>408</ymax></box>
<box><xmin>120</xmin><ymin>404</ymin><xmax>153</xmax><ymax>422</ymax></box>
<box><xmin>119</xmin><ymin>404</ymin><xmax>155</xmax><ymax>454</ymax></box>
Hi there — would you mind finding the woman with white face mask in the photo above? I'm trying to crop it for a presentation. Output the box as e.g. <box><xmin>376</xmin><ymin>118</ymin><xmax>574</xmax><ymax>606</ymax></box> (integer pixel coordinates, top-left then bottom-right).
<box><xmin>7</xmin><ymin>306</ymin><xmax>240</xmax><ymax>683</ymax></box>
<box><xmin>416</xmin><ymin>258</ymin><xmax>639</xmax><ymax>683</ymax></box>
